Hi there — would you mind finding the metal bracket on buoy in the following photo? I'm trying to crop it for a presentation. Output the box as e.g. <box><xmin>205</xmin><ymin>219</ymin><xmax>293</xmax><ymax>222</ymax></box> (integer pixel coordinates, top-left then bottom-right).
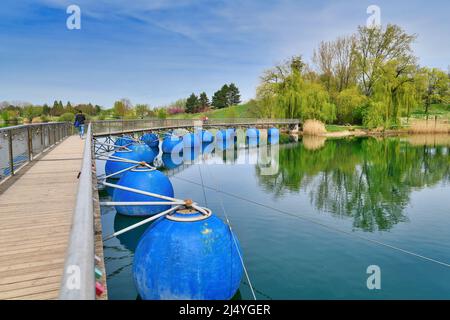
<box><xmin>166</xmin><ymin>199</ymin><xmax>212</xmax><ymax>222</ymax></box>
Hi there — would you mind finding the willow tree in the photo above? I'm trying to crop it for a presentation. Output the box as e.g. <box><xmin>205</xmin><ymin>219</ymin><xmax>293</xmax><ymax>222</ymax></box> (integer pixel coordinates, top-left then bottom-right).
<box><xmin>256</xmin><ymin>56</ymin><xmax>336</xmax><ymax>122</ymax></box>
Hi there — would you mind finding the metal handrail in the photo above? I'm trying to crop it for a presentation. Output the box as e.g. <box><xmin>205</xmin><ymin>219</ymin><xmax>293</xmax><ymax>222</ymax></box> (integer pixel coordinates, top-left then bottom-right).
<box><xmin>90</xmin><ymin>118</ymin><xmax>300</xmax><ymax>136</ymax></box>
<box><xmin>0</xmin><ymin>122</ymin><xmax>72</xmax><ymax>180</ymax></box>
<box><xmin>59</xmin><ymin>123</ymin><xmax>95</xmax><ymax>300</ymax></box>
<box><xmin>0</xmin><ymin>121</ymin><xmax>69</xmax><ymax>132</ymax></box>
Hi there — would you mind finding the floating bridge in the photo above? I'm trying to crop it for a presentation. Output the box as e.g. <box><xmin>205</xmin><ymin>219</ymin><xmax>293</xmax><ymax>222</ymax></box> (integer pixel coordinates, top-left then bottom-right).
<box><xmin>0</xmin><ymin>118</ymin><xmax>299</xmax><ymax>300</ymax></box>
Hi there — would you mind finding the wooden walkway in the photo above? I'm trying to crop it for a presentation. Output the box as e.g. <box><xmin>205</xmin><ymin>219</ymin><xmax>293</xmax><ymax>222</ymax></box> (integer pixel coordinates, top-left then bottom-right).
<box><xmin>0</xmin><ymin>136</ymin><xmax>84</xmax><ymax>300</ymax></box>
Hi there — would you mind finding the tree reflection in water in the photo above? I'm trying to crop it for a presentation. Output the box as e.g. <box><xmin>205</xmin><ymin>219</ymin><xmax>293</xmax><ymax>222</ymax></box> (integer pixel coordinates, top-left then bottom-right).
<box><xmin>256</xmin><ymin>135</ymin><xmax>450</xmax><ymax>232</ymax></box>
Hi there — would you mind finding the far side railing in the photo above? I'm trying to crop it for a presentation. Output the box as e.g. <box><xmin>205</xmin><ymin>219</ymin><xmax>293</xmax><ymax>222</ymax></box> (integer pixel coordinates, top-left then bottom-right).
<box><xmin>91</xmin><ymin>118</ymin><xmax>300</xmax><ymax>137</ymax></box>
<box><xmin>0</xmin><ymin>122</ymin><xmax>72</xmax><ymax>183</ymax></box>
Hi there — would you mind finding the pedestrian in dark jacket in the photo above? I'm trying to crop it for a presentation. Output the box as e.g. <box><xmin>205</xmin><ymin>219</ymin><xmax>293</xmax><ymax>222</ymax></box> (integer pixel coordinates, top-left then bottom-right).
<box><xmin>74</xmin><ymin>110</ymin><xmax>86</xmax><ymax>138</ymax></box>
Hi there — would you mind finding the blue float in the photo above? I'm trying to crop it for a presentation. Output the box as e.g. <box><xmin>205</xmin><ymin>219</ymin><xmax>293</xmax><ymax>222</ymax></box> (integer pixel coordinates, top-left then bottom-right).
<box><xmin>105</xmin><ymin>150</ymin><xmax>141</xmax><ymax>179</ymax></box>
<box><xmin>162</xmin><ymin>135</ymin><xmax>183</xmax><ymax>154</ymax></box>
<box><xmin>183</xmin><ymin>133</ymin><xmax>201</xmax><ymax>149</ymax></box>
<box><xmin>199</xmin><ymin>130</ymin><xmax>214</xmax><ymax>144</ymax></box>
<box><xmin>162</xmin><ymin>153</ymin><xmax>183</xmax><ymax>170</ymax></box>
<box><xmin>268</xmin><ymin>127</ymin><xmax>279</xmax><ymax>137</ymax></box>
<box><xmin>133</xmin><ymin>209</ymin><xmax>244</xmax><ymax>300</ymax></box>
<box><xmin>127</xmin><ymin>143</ymin><xmax>158</xmax><ymax>164</ymax></box>
<box><xmin>112</xmin><ymin>167</ymin><xmax>174</xmax><ymax>216</ymax></box>
<box><xmin>268</xmin><ymin>135</ymin><xmax>279</xmax><ymax>145</ymax></box>
<box><xmin>216</xmin><ymin>129</ymin><xmax>234</xmax><ymax>150</ymax></box>
<box><xmin>216</xmin><ymin>129</ymin><xmax>232</xmax><ymax>141</ymax></box>
<box><xmin>140</xmin><ymin>133</ymin><xmax>159</xmax><ymax>148</ymax></box>
<box><xmin>115</xmin><ymin>136</ymin><xmax>135</xmax><ymax>147</ymax></box>
<box><xmin>246</xmin><ymin>128</ymin><xmax>260</xmax><ymax>146</ymax></box>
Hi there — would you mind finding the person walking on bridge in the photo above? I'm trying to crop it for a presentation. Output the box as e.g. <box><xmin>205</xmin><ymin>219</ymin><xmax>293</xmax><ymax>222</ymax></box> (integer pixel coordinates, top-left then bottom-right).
<box><xmin>74</xmin><ymin>110</ymin><xmax>86</xmax><ymax>138</ymax></box>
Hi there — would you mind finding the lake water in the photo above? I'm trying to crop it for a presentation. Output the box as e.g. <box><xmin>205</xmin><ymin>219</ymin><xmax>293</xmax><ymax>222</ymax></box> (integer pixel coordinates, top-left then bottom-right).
<box><xmin>98</xmin><ymin>134</ymin><xmax>450</xmax><ymax>300</ymax></box>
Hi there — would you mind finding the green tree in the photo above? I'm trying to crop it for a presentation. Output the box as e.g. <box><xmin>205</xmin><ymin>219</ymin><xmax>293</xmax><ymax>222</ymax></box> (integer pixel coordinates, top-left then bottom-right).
<box><xmin>50</xmin><ymin>100</ymin><xmax>64</xmax><ymax>116</ymax></box>
<box><xmin>212</xmin><ymin>85</ymin><xmax>229</xmax><ymax>109</ymax></box>
<box><xmin>23</xmin><ymin>105</ymin><xmax>42</xmax><ymax>122</ymax></box>
<box><xmin>113</xmin><ymin>100</ymin><xmax>131</xmax><ymax>118</ymax></box>
<box><xmin>42</xmin><ymin>104</ymin><xmax>50</xmax><ymax>115</ymax></box>
<box><xmin>335</xmin><ymin>87</ymin><xmax>367</xmax><ymax>124</ymax></box>
<box><xmin>156</xmin><ymin>108</ymin><xmax>167</xmax><ymax>119</ymax></box>
<box><xmin>185</xmin><ymin>93</ymin><xmax>200</xmax><ymax>113</ymax></box>
<box><xmin>362</xmin><ymin>101</ymin><xmax>385</xmax><ymax>129</ymax></box>
<box><xmin>135</xmin><ymin>104</ymin><xmax>150</xmax><ymax>119</ymax></box>
<box><xmin>198</xmin><ymin>92</ymin><xmax>210</xmax><ymax>111</ymax></box>
<box><xmin>418</xmin><ymin>67</ymin><xmax>449</xmax><ymax>119</ymax></box>
<box><xmin>227</xmin><ymin>83</ymin><xmax>241</xmax><ymax>105</ymax></box>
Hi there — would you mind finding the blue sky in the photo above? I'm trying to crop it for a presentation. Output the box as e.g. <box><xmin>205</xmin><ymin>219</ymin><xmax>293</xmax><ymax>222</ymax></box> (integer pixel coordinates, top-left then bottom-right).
<box><xmin>1</xmin><ymin>0</ymin><xmax>449</xmax><ymax>108</ymax></box>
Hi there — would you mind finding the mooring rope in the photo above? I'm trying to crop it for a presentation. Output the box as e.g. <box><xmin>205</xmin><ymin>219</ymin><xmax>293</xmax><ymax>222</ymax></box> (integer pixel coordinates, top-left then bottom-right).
<box><xmin>203</xmin><ymin>165</ymin><xmax>258</xmax><ymax>300</ymax></box>
<box><xmin>172</xmin><ymin>175</ymin><xmax>450</xmax><ymax>270</ymax></box>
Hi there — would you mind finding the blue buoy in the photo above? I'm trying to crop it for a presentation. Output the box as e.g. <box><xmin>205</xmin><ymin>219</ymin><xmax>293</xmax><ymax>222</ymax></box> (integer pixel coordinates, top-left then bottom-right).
<box><xmin>200</xmin><ymin>130</ymin><xmax>214</xmax><ymax>144</ymax></box>
<box><xmin>105</xmin><ymin>150</ymin><xmax>140</xmax><ymax>179</ymax></box>
<box><xmin>127</xmin><ymin>143</ymin><xmax>158</xmax><ymax>164</ymax></box>
<box><xmin>112</xmin><ymin>167</ymin><xmax>174</xmax><ymax>216</ymax></box>
<box><xmin>268</xmin><ymin>127</ymin><xmax>279</xmax><ymax>137</ymax></box>
<box><xmin>246</xmin><ymin>128</ymin><xmax>260</xmax><ymax>146</ymax></box>
<box><xmin>183</xmin><ymin>133</ymin><xmax>201</xmax><ymax>149</ymax></box>
<box><xmin>140</xmin><ymin>133</ymin><xmax>159</xmax><ymax>148</ymax></box>
<box><xmin>133</xmin><ymin>209</ymin><xmax>244</xmax><ymax>300</ymax></box>
<box><xmin>162</xmin><ymin>153</ymin><xmax>183</xmax><ymax>170</ymax></box>
<box><xmin>216</xmin><ymin>129</ymin><xmax>232</xmax><ymax>141</ymax></box>
<box><xmin>115</xmin><ymin>136</ymin><xmax>134</xmax><ymax>147</ymax></box>
<box><xmin>162</xmin><ymin>135</ymin><xmax>183</xmax><ymax>154</ymax></box>
<box><xmin>268</xmin><ymin>135</ymin><xmax>279</xmax><ymax>145</ymax></box>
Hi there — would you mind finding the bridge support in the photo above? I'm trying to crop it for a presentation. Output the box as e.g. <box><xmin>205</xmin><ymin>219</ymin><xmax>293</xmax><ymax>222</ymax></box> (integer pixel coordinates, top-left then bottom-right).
<box><xmin>289</xmin><ymin>123</ymin><xmax>299</xmax><ymax>133</ymax></box>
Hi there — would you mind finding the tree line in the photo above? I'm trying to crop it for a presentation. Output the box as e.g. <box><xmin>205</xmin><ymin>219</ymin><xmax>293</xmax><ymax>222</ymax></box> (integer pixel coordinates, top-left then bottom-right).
<box><xmin>184</xmin><ymin>83</ymin><xmax>241</xmax><ymax>113</ymax></box>
<box><xmin>0</xmin><ymin>100</ymin><xmax>103</xmax><ymax>123</ymax></box>
<box><xmin>253</xmin><ymin>24</ymin><xmax>450</xmax><ymax>128</ymax></box>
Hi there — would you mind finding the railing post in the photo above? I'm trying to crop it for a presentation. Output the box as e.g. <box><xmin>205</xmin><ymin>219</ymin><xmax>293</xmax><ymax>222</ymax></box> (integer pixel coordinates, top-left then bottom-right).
<box><xmin>8</xmin><ymin>129</ymin><xmax>14</xmax><ymax>176</ymax></box>
<box><xmin>27</xmin><ymin>126</ymin><xmax>33</xmax><ymax>161</ymax></box>
<box><xmin>40</xmin><ymin>126</ymin><xmax>44</xmax><ymax>149</ymax></box>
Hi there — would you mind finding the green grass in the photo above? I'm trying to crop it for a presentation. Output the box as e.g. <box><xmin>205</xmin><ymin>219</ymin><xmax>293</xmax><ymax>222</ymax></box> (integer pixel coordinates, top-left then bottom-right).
<box><xmin>325</xmin><ymin>124</ymin><xmax>363</xmax><ymax>132</ymax></box>
<box><xmin>168</xmin><ymin>103</ymin><xmax>254</xmax><ymax>119</ymax></box>
<box><xmin>409</xmin><ymin>104</ymin><xmax>450</xmax><ymax>119</ymax></box>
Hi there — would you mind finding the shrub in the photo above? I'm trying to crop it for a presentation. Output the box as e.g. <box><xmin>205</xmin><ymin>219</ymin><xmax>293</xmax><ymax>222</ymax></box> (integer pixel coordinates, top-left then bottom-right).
<box><xmin>302</xmin><ymin>119</ymin><xmax>327</xmax><ymax>135</ymax></box>
<box><xmin>59</xmin><ymin>112</ymin><xmax>75</xmax><ymax>122</ymax></box>
<box><xmin>408</xmin><ymin>119</ymin><xmax>450</xmax><ymax>134</ymax></box>
<box><xmin>362</xmin><ymin>101</ymin><xmax>385</xmax><ymax>129</ymax></box>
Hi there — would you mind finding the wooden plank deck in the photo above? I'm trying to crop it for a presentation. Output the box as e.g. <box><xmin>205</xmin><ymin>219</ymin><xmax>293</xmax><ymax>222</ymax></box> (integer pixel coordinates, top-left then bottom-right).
<box><xmin>0</xmin><ymin>136</ymin><xmax>84</xmax><ymax>300</ymax></box>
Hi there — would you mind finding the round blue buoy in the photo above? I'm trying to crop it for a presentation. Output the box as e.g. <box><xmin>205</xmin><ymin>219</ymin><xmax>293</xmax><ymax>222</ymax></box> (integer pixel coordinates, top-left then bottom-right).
<box><xmin>162</xmin><ymin>135</ymin><xmax>183</xmax><ymax>154</ymax></box>
<box><xmin>246</xmin><ymin>128</ymin><xmax>259</xmax><ymax>146</ymax></box>
<box><xmin>183</xmin><ymin>133</ymin><xmax>201</xmax><ymax>149</ymax></box>
<box><xmin>268</xmin><ymin>135</ymin><xmax>279</xmax><ymax>145</ymax></box>
<box><xmin>216</xmin><ymin>130</ymin><xmax>234</xmax><ymax>150</ymax></box>
<box><xmin>140</xmin><ymin>133</ymin><xmax>159</xmax><ymax>148</ymax></box>
<box><xmin>105</xmin><ymin>150</ymin><xmax>140</xmax><ymax>179</ymax></box>
<box><xmin>268</xmin><ymin>127</ymin><xmax>279</xmax><ymax>137</ymax></box>
<box><xmin>200</xmin><ymin>130</ymin><xmax>214</xmax><ymax>144</ymax></box>
<box><xmin>115</xmin><ymin>136</ymin><xmax>135</xmax><ymax>147</ymax></box>
<box><xmin>162</xmin><ymin>153</ymin><xmax>183</xmax><ymax>170</ymax></box>
<box><xmin>112</xmin><ymin>167</ymin><xmax>174</xmax><ymax>216</ymax></box>
<box><xmin>127</xmin><ymin>143</ymin><xmax>158</xmax><ymax>164</ymax></box>
<box><xmin>133</xmin><ymin>209</ymin><xmax>244</xmax><ymax>300</ymax></box>
<box><xmin>216</xmin><ymin>129</ymin><xmax>232</xmax><ymax>141</ymax></box>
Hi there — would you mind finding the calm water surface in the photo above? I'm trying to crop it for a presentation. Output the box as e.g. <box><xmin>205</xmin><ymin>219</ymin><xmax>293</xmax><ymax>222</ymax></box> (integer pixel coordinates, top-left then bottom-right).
<box><xmin>98</xmin><ymin>134</ymin><xmax>450</xmax><ymax>299</ymax></box>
